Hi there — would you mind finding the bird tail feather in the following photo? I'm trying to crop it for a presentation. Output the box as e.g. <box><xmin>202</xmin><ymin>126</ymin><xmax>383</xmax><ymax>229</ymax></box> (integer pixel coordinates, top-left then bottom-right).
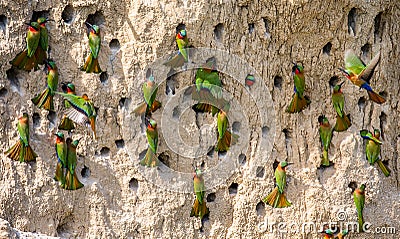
<box><xmin>190</xmin><ymin>198</ymin><xmax>209</xmax><ymax>219</ymax></box>
<box><xmin>367</xmin><ymin>91</ymin><xmax>386</xmax><ymax>104</ymax></box>
<box><xmin>334</xmin><ymin>113</ymin><xmax>351</xmax><ymax>132</ymax></box>
<box><xmin>140</xmin><ymin>148</ymin><xmax>159</xmax><ymax>167</ymax></box>
<box><xmin>376</xmin><ymin>160</ymin><xmax>390</xmax><ymax>177</ymax></box>
<box><xmin>263</xmin><ymin>187</ymin><xmax>292</xmax><ymax>208</ymax></box>
<box><xmin>31</xmin><ymin>88</ymin><xmax>54</xmax><ymax>111</ymax></box>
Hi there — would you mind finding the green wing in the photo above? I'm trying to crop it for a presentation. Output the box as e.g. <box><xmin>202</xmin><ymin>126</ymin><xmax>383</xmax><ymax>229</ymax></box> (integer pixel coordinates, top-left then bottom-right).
<box><xmin>194</xmin><ymin>176</ymin><xmax>205</xmax><ymax>204</ymax></box>
<box><xmin>56</xmin><ymin>142</ymin><xmax>67</xmax><ymax>166</ymax></box>
<box><xmin>293</xmin><ymin>74</ymin><xmax>305</xmax><ymax>98</ymax></box>
<box><xmin>217</xmin><ymin>112</ymin><xmax>228</xmax><ymax>139</ymax></box>
<box><xmin>275</xmin><ymin>168</ymin><xmax>286</xmax><ymax>193</ymax></box>
<box><xmin>177</xmin><ymin>37</ymin><xmax>188</xmax><ymax>61</ymax></box>
<box><xmin>17</xmin><ymin>121</ymin><xmax>29</xmax><ymax>146</ymax></box>
<box><xmin>146</xmin><ymin>128</ymin><xmax>158</xmax><ymax>153</ymax></box>
<box><xmin>47</xmin><ymin>70</ymin><xmax>59</xmax><ymax>93</ymax></box>
<box><xmin>66</xmin><ymin>141</ymin><xmax>78</xmax><ymax>173</ymax></box>
<box><xmin>332</xmin><ymin>93</ymin><xmax>345</xmax><ymax>117</ymax></box>
<box><xmin>39</xmin><ymin>26</ymin><xmax>49</xmax><ymax>51</ymax></box>
<box><xmin>89</xmin><ymin>34</ymin><xmax>101</xmax><ymax>59</ymax></box>
<box><xmin>143</xmin><ymin>82</ymin><xmax>158</xmax><ymax>107</ymax></box>
<box><xmin>26</xmin><ymin>26</ymin><xmax>40</xmax><ymax>57</ymax></box>
<box><xmin>319</xmin><ymin>126</ymin><xmax>332</xmax><ymax>150</ymax></box>
<box><xmin>344</xmin><ymin>49</ymin><xmax>365</xmax><ymax>75</ymax></box>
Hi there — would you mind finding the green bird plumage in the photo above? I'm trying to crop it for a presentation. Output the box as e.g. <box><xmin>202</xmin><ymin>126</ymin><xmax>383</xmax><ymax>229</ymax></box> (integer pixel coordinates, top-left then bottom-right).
<box><xmin>332</xmin><ymin>82</ymin><xmax>351</xmax><ymax>132</ymax></box>
<box><xmin>340</xmin><ymin>49</ymin><xmax>385</xmax><ymax>104</ymax></box>
<box><xmin>54</xmin><ymin>132</ymin><xmax>67</xmax><ymax>188</ymax></box>
<box><xmin>64</xmin><ymin>138</ymin><xmax>84</xmax><ymax>190</ymax></box>
<box><xmin>133</xmin><ymin>69</ymin><xmax>161</xmax><ymax>117</ymax></box>
<box><xmin>263</xmin><ymin>161</ymin><xmax>292</xmax><ymax>208</ymax></box>
<box><xmin>353</xmin><ymin>184</ymin><xmax>366</xmax><ymax>232</ymax></box>
<box><xmin>192</xmin><ymin>59</ymin><xmax>225</xmax><ymax>116</ymax></box>
<box><xmin>190</xmin><ymin>168</ymin><xmax>209</xmax><ymax>219</ymax></box>
<box><xmin>32</xmin><ymin>60</ymin><xmax>58</xmax><ymax>111</ymax></box>
<box><xmin>319</xmin><ymin>115</ymin><xmax>333</xmax><ymax>167</ymax></box>
<box><xmin>58</xmin><ymin>83</ymin><xmax>76</xmax><ymax>131</ymax></box>
<box><xmin>163</xmin><ymin>29</ymin><xmax>188</xmax><ymax>68</ymax></box>
<box><xmin>10</xmin><ymin>22</ymin><xmax>41</xmax><ymax>71</ymax></box>
<box><xmin>5</xmin><ymin>113</ymin><xmax>38</xmax><ymax>162</ymax></box>
<box><xmin>81</xmin><ymin>23</ymin><xmax>102</xmax><ymax>73</ymax></box>
<box><xmin>215</xmin><ymin>105</ymin><xmax>238</xmax><ymax>153</ymax></box>
<box><xmin>56</xmin><ymin>92</ymin><xmax>97</xmax><ymax>139</ymax></box>
<box><xmin>140</xmin><ymin>118</ymin><xmax>159</xmax><ymax>167</ymax></box>
<box><xmin>35</xmin><ymin>17</ymin><xmax>49</xmax><ymax>65</ymax></box>
<box><xmin>287</xmin><ymin>63</ymin><xmax>310</xmax><ymax>113</ymax></box>
<box><xmin>360</xmin><ymin>129</ymin><xmax>390</xmax><ymax>177</ymax></box>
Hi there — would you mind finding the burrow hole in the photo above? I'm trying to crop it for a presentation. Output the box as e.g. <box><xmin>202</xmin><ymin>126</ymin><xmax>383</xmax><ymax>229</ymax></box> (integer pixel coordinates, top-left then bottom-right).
<box><xmin>158</xmin><ymin>152</ymin><xmax>170</xmax><ymax>167</ymax></box>
<box><xmin>81</xmin><ymin>166</ymin><xmax>90</xmax><ymax>178</ymax></box>
<box><xmin>100</xmin><ymin>147</ymin><xmax>110</xmax><ymax>157</ymax></box>
<box><xmin>31</xmin><ymin>10</ymin><xmax>50</xmax><ymax>22</ymax></box>
<box><xmin>323</xmin><ymin>42</ymin><xmax>332</xmax><ymax>55</ymax></box>
<box><xmin>256</xmin><ymin>201</ymin><xmax>265</xmax><ymax>217</ymax></box>
<box><xmin>374</xmin><ymin>12</ymin><xmax>384</xmax><ymax>43</ymax></box>
<box><xmin>214</xmin><ymin>23</ymin><xmax>224</xmax><ymax>42</ymax></box>
<box><xmin>379</xmin><ymin>91</ymin><xmax>388</xmax><ymax>99</ymax></box>
<box><xmin>348</xmin><ymin>181</ymin><xmax>357</xmax><ymax>192</ymax></box>
<box><xmin>283</xmin><ymin>128</ymin><xmax>292</xmax><ymax>145</ymax></box>
<box><xmin>263</xmin><ymin>17</ymin><xmax>271</xmax><ymax>37</ymax></box>
<box><xmin>206</xmin><ymin>193</ymin><xmax>216</xmax><ymax>202</ymax></box>
<box><xmin>61</xmin><ymin>5</ymin><xmax>75</xmax><ymax>24</ymax></box>
<box><xmin>379</xmin><ymin>112</ymin><xmax>387</xmax><ymax>139</ymax></box>
<box><xmin>119</xmin><ymin>97</ymin><xmax>131</xmax><ymax>110</ymax></box>
<box><xmin>0</xmin><ymin>15</ymin><xmax>7</xmax><ymax>32</ymax></box>
<box><xmin>165</xmin><ymin>72</ymin><xmax>176</xmax><ymax>96</ymax></box>
<box><xmin>100</xmin><ymin>72</ymin><xmax>108</xmax><ymax>84</ymax></box>
<box><xmin>329</xmin><ymin>76</ymin><xmax>339</xmax><ymax>87</ymax></box>
<box><xmin>6</xmin><ymin>68</ymin><xmax>20</xmax><ymax>92</ymax></box>
<box><xmin>228</xmin><ymin>182</ymin><xmax>238</xmax><ymax>195</ymax></box>
<box><xmin>361</xmin><ymin>43</ymin><xmax>371</xmax><ymax>60</ymax></box>
<box><xmin>0</xmin><ymin>88</ymin><xmax>7</xmax><ymax>97</ymax></box>
<box><xmin>273</xmin><ymin>75</ymin><xmax>282</xmax><ymax>89</ymax></box>
<box><xmin>238</xmin><ymin>153</ymin><xmax>246</xmax><ymax>165</ymax></box>
<box><xmin>86</xmin><ymin>11</ymin><xmax>105</xmax><ymax>26</ymax></box>
<box><xmin>129</xmin><ymin>177</ymin><xmax>139</xmax><ymax>191</ymax></box>
<box><xmin>176</xmin><ymin>23</ymin><xmax>186</xmax><ymax>33</ymax></box>
<box><xmin>32</xmin><ymin>113</ymin><xmax>41</xmax><ymax>128</ymax></box>
<box><xmin>109</xmin><ymin>39</ymin><xmax>120</xmax><ymax>54</ymax></box>
<box><xmin>262</xmin><ymin>126</ymin><xmax>269</xmax><ymax>138</ymax></box>
<box><xmin>218</xmin><ymin>151</ymin><xmax>227</xmax><ymax>159</ymax></box>
<box><xmin>256</xmin><ymin>166</ymin><xmax>265</xmax><ymax>178</ymax></box>
<box><xmin>47</xmin><ymin>112</ymin><xmax>56</xmax><ymax>125</ymax></box>
<box><xmin>172</xmin><ymin>106</ymin><xmax>179</xmax><ymax>119</ymax></box>
<box><xmin>348</xmin><ymin>8</ymin><xmax>357</xmax><ymax>36</ymax></box>
<box><xmin>115</xmin><ymin>139</ymin><xmax>125</xmax><ymax>148</ymax></box>
<box><xmin>248</xmin><ymin>23</ymin><xmax>255</xmax><ymax>34</ymax></box>
<box><xmin>358</xmin><ymin>97</ymin><xmax>366</xmax><ymax>112</ymax></box>
<box><xmin>232</xmin><ymin>121</ymin><xmax>241</xmax><ymax>134</ymax></box>
<box><xmin>207</xmin><ymin>147</ymin><xmax>215</xmax><ymax>158</ymax></box>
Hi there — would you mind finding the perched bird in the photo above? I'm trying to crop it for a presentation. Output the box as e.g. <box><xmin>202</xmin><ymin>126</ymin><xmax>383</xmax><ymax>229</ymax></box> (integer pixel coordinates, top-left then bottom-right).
<box><xmin>54</xmin><ymin>132</ymin><xmax>67</xmax><ymax>188</ymax></box>
<box><xmin>163</xmin><ymin>29</ymin><xmax>189</xmax><ymax>68</ymax></box>
<box><xmin>245</xmin><ymin>74</ymin><xmax>255</xmax><ymax>87</ymax></box>
<box><xmin>339</xmin><ymin>50</ymin><xmax>385</xmax><ymax>104</ymax></box>
<box><xmin>263</xmin><ymin>161</ymin><xmax>292</xmax><ymax>208</ymax></box>
<box><xmin>10</xmin><ymin>21</ymin><xmax>41</xmax><ymax>71</ymax></box>
<box><xmin>58</xmin><ymin>83</ymin><xmax>76</xmax><ymax>131</ymax></box>
<box><xmin>215</xmin><ymin>103</ymin><xmax>238</xmax><ymax>153</ymax></box>
<box><xmin>5</xmin><ymin>113</ymin><xmax>38</xmax><ymax>162</ymax></box>
<box><xmin>192</xmin><ymin>58</ymin><xmax>225</xmax><ymax>116</ymax></box>
<box><xmin>81</xmin><ymin>22</ymin><xmax>102</xmax><ymax>73</ymax></box>
<box><xmin>287</xmin><ymin>62</ymin><xmax>311</xmax><ymax>113</ymax></box>
<box><xmin>64</xmin><ymin>138</ymin><xmax>84</xmax><ymax>190</ymax></box>
<box><xmin>140</xmin><ymin>118</ymin><xmax>159</xmax><ymax>167</ymax></box>
<box><xmin>335</xmin><ymin>230</ymin><xmax>349</xmax><ymax>239</ymax></box>
<box><xmin>353</xmin><ymin>184</ymin><xmax>366</xmax><ymax>232</ymax></box>
<box><xmin>35</xmin><ymin>17</ymin><xmax>50</xmax><ymax>65</ymax></box>
<box><xmin>319</xmin><ymin>115</ymin><xmax>333</xmax><ymax>167</ymax></box>
<box><xmin>56</xmin><ymin>92</ymin><xmax>97</xmax><ymax>139</ymax></box>
<box><xmin>31</xmin><ymin>59</ymin><xmax>58</xmax><ymax>111</ymax></box>
<box><xmin>190</xmin><ymin>168</ymin><xmax>209</xmax><ymax>219</ymax></box>
<box><xmin>332</xmin><ymin>82</ymin><xmax>351</xmax><ymax>132</ymax></box>
<box><xmin>132</xmin><ymin>69</ymin><xmax>161</xmax><ymax>117</ymax></box>
<box><xmin>360</xmin><ymin>129</ymin><xmax>390</xmax><ymax>177</ymax></box>
<box><xmin>322</xmin><ymin>229</ymin><xmax>334</xmax><ymax>239</ymax></box>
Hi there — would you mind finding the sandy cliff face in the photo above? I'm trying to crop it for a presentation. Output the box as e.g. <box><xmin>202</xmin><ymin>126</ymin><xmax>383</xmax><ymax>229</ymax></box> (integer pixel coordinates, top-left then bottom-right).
<box><xmin>0</xmin><ymin>0</ymin><xmax>399</xmax><ymax>238</ymax></box>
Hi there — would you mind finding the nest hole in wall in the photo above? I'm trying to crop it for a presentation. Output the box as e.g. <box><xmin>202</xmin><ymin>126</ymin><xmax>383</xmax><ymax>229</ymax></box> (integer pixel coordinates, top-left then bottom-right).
<box><xmin>109</xmin><ymin>39</ymin><xmax>121</xmax><ymax>54</ymax></box>
<box><xmin>206</xmin><ymin>193</ymin><xmax>216</xmax><ymax>202</ymax></box>
<box><xmin>228</xmin><ymin>182</ymin><xmax>238</xmax><ymax>195</ymax></box>
<box><xmin>158</xmin><ymin>152</ymin><xmax>170</xmax><ymax>167</ymax></box>
<box><xmin>6</xmin><ymin>68</ymin><xmax>20</xmax><ymax>92</ymax></box>
<box><xmin>47</xmin><ymin>111</ymin><xmax>56</xmax><ymax>125</ymax></box>
<box><xmin>165</xmin><ymin>71</ymin><xmax>177</xmax><ymax>96</ymax></box>
<box><xmin>81</xmin><ymin>165</ymin><xmax>91</xmax><ymax>178</ymax></box>
<box><xmin>347</xmin><ymin>8</ymin><xmax>357</xmax><ymax>36</ymax></box>
<box><xmin>248</xmin><ymin>23</ymin><xmax>255</xmax><ymax>34</ymax></box>
<box><xmin>0</xmin><ymin>15</ymin><xmax>7</xmax><ymax>32</ymax></box>
<box><xmin>214</xmin><ymin>23</ymin><xmax>224</xmax><ymax>42</ymax></box>
<box><xmin>357</xmin><ymin>97</ymin><xmax>366</xmax><ymax>112</ymax></box>
<box><xmin>129</xmin><ymin>177</ymin><xmax>139</xmax><ymax>191</ymax></box>
<box><xmin>374</xmin><ymin>12</ymin><xmax>384</xmax><ymax>43</ymax></box>
<box><xmin>361</xmin><ymin>43</ymin><xmax>371</xmax><ymax>60</ymax></box>
<box><xmin>100</xmin><ymin>72</ymin><xmax>108</xmax><ymax>84</ymax></box>
<box><xmin>61</xmin><ymin>5</ymin><xmax>75</xmax><ymax>24</ymax></box>
<box><xmin>323</xmin><ymin>42</ymin><xmax>332</xmax><ymax>55</ymax></box>
<box><xmin>329</xmin><ymin>76</ymin><xmax>339</xmax><ymax>87</ymax></box>
<box><xmin>100</xmin><ymin>147</ymin><xmax>110</xmax><ymax>157</ymax></box>
<box><xmin>256</xmin><ymin>201</ymin><xmax>265</xmax><ymax>217</ymax></box>
<box><xmin>0</xmin><ymin>87</ymin><xmax>8</xmax><ymax>97</ymax></box>
<box><xmin>256</xmin><ymin>166</ymin><xmax>264</xmax><ymax>178</ymax></box>
<box><xmin>86</xmin><ymin>11</ymin><xmax>105</xmax><ymax>26</ymax></box>
<box><xmin>115</xmin><ymin>139</ymin><xmax>125</xmax><ymax>148</ymax></box>
<box><xmin>273</xmin><ymin>75</ymin><xmax>282</xmax><ymax>89</ymax></box>
<box><xmin>262</xmin><ymin>17</ymin><xmax>271</xmax><ymax>37</ymax></box>
<box><xmin>261</xmin><ymin>126</ymin><xmax>269</xmax><ymax>138</ymax></box>
<box><xmin>32</xmin><ymin>113</ymin><xmax>41</xmax><ymax>128</ymax></box>
<box><xmin>232</xmin><ymin>121</ymin><xmax>241</xmax><ymax>134</ymax></box>
<box><xmin>238</xmin><ymin>153</ymin><xmax>246</xmax><ymax>165</ymax></box>
<box><xmin>31</xmin><ymin>10</ymin><xmax>50</xmax><ymax>22</ymax></box>
<box><xmin>207</xmin><ymin>146</ymin><xmax>215</xmax><ymax>158</ymax></box>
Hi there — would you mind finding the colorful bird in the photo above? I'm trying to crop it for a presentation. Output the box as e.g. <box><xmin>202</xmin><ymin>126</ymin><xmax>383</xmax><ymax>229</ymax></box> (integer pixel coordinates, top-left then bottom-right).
<box><xmin>263</xmin><ymin>161</ymin><xmax>292</xmax><ymax>208</ymax></box>
<box><xmin>35</xmin><ymin>17</ymin><xmax>50</xmax><ymax>65</ymax></box>
<box><xmin>140</xmin><ymin>118</ymin><xmax>159</xmax><ymax>167</ymax></box>
<box><xmin>318</xmin><ymin>115</ymin><xmax>333</xmax><ymax>167</ymax></box>
<box><xmin>190</xmin><ymin>168</ymin><xmax>209</xmax><ymax>219</ymax></box>
<box><xmin>10</xmin><ymin>21</ymin><xmax>41</xmax><ymax>71</ymax></box>
<box><xmin>81</xmin><ymin>22</ymin><xmax>102</xmax><ymax>73</ymax></box>
<box><xmin>335</xmin><ymin>230</ymin><xmax>349</xmax><ymax>239</ymax></box>
<box><xmin>360</xmin><ymin>129</ymin><xmax>390</xmax><ymax>177</ymax></box>
<box><xmin>245</xmin><ymin>74</ymin><xmax>255</xmax><ymax>87</ymax></box>
<box><xmin>192</xmin><ymin>58</ymin><xmax>225</xmax><ymax>116</ymax></box>
<box><xmin>164</xmin><ymin>29</ymin><xmax>188</xmax><ymax>68</ymax></box>
<box><xmin>133</xmin><ymin>69</ymin><xmax>161</xmax><ymax>117</ymax></box>
<box><xmin>339</xmin><ymin>50</ymin><xmax>385</xmax><ymax>104</ymax></box>
<box><xmin>56</xmin><ymin>92</ymin><xmax>97</xmax><ymax>139</ymax></box>
<box><xmin>64</xmin><ymin>138</ymin><xmax>84</xmax><ymax>190</ymax></box>
<box><xmin>54</xmin><ymin>132</ymin><xmax>67</xmax><ymax>188</ymax></box>
<box><xmin>322</xmin><ymin>229</ymin><xmax>334</xmax><ymax>239</ymax></box>
<box><xmin>31</xmin><ymin>59</ymin><xmax>58</xmax><ymax>111</ymax></box>
<box><xmin>332</xmin><ymin>82</ymin><xmax>351</xmax><ymax>132</ymax></box>
<box><xmin>287</xmin><ymin>62</ymin><xmax>311</xmax><ymax>113</ymax></box>
<box><xmin>58</xmin><ymin>83</ymin><xmax>76</xmax><ymax>131</ymax></box>
<box><xmin>5</xmin><ymin>113</ymin><xmax>38</xmax><ymax>162</ymax></box>
<box><xmin>353</xmin><ymin>184</ymin><xmax>366</xmax><ymax>232</ymax></box>
<box><xmin>215</xmin><ymin>103</ymin><xmax>238</xmax><ymax>153</ymax></box>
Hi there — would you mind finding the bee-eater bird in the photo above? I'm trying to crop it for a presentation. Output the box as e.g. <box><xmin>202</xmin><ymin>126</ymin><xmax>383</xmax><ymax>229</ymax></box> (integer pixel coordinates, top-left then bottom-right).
<box><xmin>263</xmin><ymin>161</ymin><xmax>292</xmax><ymax>208</ymax></box>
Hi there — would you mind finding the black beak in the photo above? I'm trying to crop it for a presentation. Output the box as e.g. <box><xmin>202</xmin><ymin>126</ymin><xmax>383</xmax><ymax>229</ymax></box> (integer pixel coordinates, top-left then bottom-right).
<box><xmin>339</xmin><ymin>81</ymin><xmax>345</xmax><ymax>87</ymax></box>
<box><xmin>338</xmin><ymin>68</ymin><xmax>348</xmax><ymax>76</ymax></box>
<box><xmin>85</xmin><ymin>22</ymin><xmax>93</xmax><ymax>29</ymax></box>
